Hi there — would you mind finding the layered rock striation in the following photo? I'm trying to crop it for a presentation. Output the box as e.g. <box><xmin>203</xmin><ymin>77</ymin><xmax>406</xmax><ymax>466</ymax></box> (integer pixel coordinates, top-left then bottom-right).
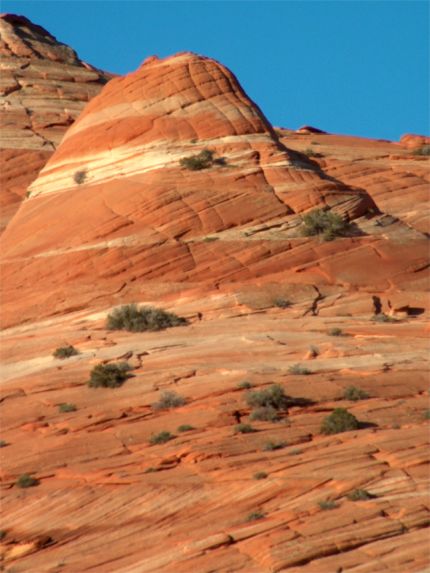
<box><xmin>0</xmin><ymin>13</ymin><xmax>111</xmax><ymax>231</ymax></box>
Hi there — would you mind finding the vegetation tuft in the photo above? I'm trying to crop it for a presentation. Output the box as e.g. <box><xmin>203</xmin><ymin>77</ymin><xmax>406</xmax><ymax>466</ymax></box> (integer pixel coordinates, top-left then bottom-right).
<box><xmin>301</xmin><ymin>208</ymin><xmax>350</xmax><ymax>241</ymax></box>
<box><xmin>273</xmin><ymin>298</ymin><xmax>292</xmax><ymax>309</ymax></box>
<box><xmin>318</xmin><ymin>500</ymin><xmax>338</xmax><ymax>510</ymax></box>
<box><xmin>411</xmin><ymin>145</ymin><xmax>430</xmax><ymax>156</ymax></box>
<box><xmin>16</xmin><ymin>474</ymin><xmax>39</xmax><ymax>488</ymax></box>
<box><xmin>246</xmin><ymin>384</ymin><xmax>290</xmax><ymax>411</ymax></box>
<box><xmin>289</xmin><ymin>364</ymin><xmax>311</xmax><ymax>375</ymax></box>
<box><xmin>253</xmin><ymin>471</ymin><xmax>268</xmax><ymax>480</ymax></box>
<box><xmin>371</xmin><ymin>313</ymin><xmax>398</xmax><ymax>323</ymax></box>
<box><xmin>343</xmin><ymin>386</ymin><xmax>369</xmax><ymax>401</ymax></box>
<box><xmin>53</xmin><ymin>345</ymin><xmax>79</xmax><ymax>359</ymax></box>
<box><xmin>347</xmin><ymin>489</ymin><xmax>375</xmax><ymax>501</ymax></box>
<box><xmin>0</xmin><ymin>440</ymin><xmax>8</xmax><ymax>448</ymax></box>
<box><xmin>179</xmin><ymin>148</ymin><xmax>224</xmax><ymax>170</ymax></box>
<box><xmin>87</xmin><ymin>362</ymin><xmax>132</xmax><ymax>388</ymax></box>
<box><xmin>58</xmin><ymin>403</ymin><xmax>77</xmax><ymax>413</ymax></box>
<box><xmin>235</xmin><ymin>423</ymin><xmax>256</xmax><ymax>434</ymax></box>
<box><xmin>246</xmin><ymin>511</ymin><xmax>266</xmax><ymax>522</ymax></box>
<box><xmin>107</xmin><ymin>304</ymin><xmax>187</xmax><ymax>332</ymax></box>
<box><xmin>149</xmin><ymin>431</ymin><xmax>175</xmax><ymax>445</ymax></box>
<box><xmin>320</xmin><ymin>408</ymin><xmax>360</xmax><ymax>435</ymax></box>
<box><xmin>73</xmin><ymin>170</ymin><xmax>87</xmax><ymax>184</ymax></box>
<box><xmin>249</xmin><ymin>406</ymin><xmax>279</xmax><ymax>422</ymax></box>
<box><xmin>327</xmin><ymin>327</ymin><xmax>344</xmax><ymax>336</ymax></box>
<box><xmin>177</xmin><ymin>424</ymin><xmax>195</xmax><ymax>432</ymax></box>
<box><xmin>263</xmin><ymin>440</ymin><xmax>287</xmax><ymax>451</ymax></box>
<box><xmin>152</xmin><ymin>391</ymin><xmax>186</xmax><ymax>410</ymax></box>
<box><xmin>238</xmin><ymin>381</ymin><xmax>253</xmax><ymax>390</ymax></box>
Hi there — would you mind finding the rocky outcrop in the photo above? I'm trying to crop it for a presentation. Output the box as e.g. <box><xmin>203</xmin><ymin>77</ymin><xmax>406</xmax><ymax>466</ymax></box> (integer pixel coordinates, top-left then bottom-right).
<box><xmin>0</xmin><ymin>13</ymin><xmax>112</xmax><ymax>231</ymax></box>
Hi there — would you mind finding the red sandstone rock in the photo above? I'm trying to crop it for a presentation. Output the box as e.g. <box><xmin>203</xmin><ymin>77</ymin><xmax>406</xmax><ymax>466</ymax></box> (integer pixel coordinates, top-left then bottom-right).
<box><xmin>0</xmin><ymin>13</ymin><xmax>112</xmax><ymax>232</ymax></box>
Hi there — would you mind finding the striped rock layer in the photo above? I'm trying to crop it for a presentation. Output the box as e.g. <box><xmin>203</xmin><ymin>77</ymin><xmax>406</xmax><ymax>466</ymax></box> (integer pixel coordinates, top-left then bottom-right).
<box><xmin>0</xmin><ymin>13</ymin><xmax>111</xmax><ymax>231</ymax></box>
<box><xmin>1</xmin><ymin>52</ymin><xmax>428</xmax><ymax>327</ymax></box>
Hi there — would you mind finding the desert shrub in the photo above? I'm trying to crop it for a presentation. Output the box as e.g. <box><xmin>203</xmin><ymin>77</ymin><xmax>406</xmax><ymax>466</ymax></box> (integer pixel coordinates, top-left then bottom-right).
<box><xmin>371</xmin><ymin>313</ymin><xmax>398</xmax><ymax>323</ymax></box>
<box><xmin>235</xmin><ymin>423</ymin><xmax>256</xmax><ymax>434</ymax></box>
<box><xmin>238</xmin><ymin>381</ymin><xmax>253</xmax><ymax>390</ymax></box>
<box><xmin>301</xmin><ymin>208</ymin><xmax>349</xmax><ymax>241</ymax></box>
<box><xmin>202</xmin><ymin>236</ymin><xmax>219</xmax><ymax>242</ymax></box>
<box><xmin>179</xmin><ymin>148</ymin><xmax>215</xmax><ymax>170</ymax></box>
<box><xmin>152</xmin><ymin>391</ymin><xmax>186</xmax><ymax>410</ymax></box>
<box><xmin>273</xmin><ymin>298</ymin><xmax>292</xmax><ymax>309</ymax></box>
<box><xmin>144</xmin><ymin>467</ymin><xmax>158</xmax><ymax>473</ymax></box>
<box><xmin>16</xmin><ymin>474</ymin><xmax>39</xmax><ymax>488</ymax></box>
<box><xmin>253</xmin><ymin>471</ymin><xmax>268</xmax><ymax>480</ymax></box>
<box><xmin>246</xmin><ymin>384</ymin><xmax>289</xmax><ymax>410</ymax></box>
<box><xmin>343</xmin><ymin>386</ymin><xmax>369</xmax><ymax>401</ymax></box>
<box><xmin>249</xmin><ymin>406</ymin><xmax>279</xmax><ymax>422</ymax></box>
<box><xmin>107</xmin><ymin>304</ymin><xmax>187</xmax><ymax>332</ymax></box>
<box><xmin>303</xmin><ymin>147</ymin><xmax>322</xmax><ymax>158</ymax></box>
<box><xmin>73</xmin><ymin>170</ymin><xmax>87</xmax><ymax>184</ymax></box>
<box><xmin>289</xmin><ymin>364</ymin><xmax>311</xmax><ymax>375</ymax></box>
<box><xmin>177</xmin><ymin>424</ymin><xmax>195</xmax><ymax>432</ymax></box>
<box><xmin>58</xmin><ymin>403</ymin><xmax>77</xmax><ymax>413</ymax></box>
<box><xmin>318</xmin><ymin>500</ymin><xmax>338</xmax><ymax>510</ymax></box>
<box><xmin>320</xmin><ymin>408</ymin><xmax>360</xmax><ymax>435</ymax></box>
<box><xmin>328</xmin><ymin>327</ymin><xmax>344</xmax><ymax>336</ymax></box>
<box><xmin>263</xmin><ymin>440</ymin><xmax>287</xmax><ymax>451</ymax></box>
<box><xmin>246</xmin><ymin>511</ymin><xmax>266</xmax><ymax>522</ymax></box>
<box><xmin>149</xmin><ymin>431</ymin><xmax>174</xmax><ymax>445</ymax></box>
<box><xmin>87</xmin><ymin>362</ymin><xmax>132</xmax><ymax>388</ymax></box>
<box><xmin>423</xmin><ymin>409</ymin><xmax>430</xmax><ymax>420</ymax></box>
<box><xmin>347</xmin><ymin>489</ymin><xmax>374</xmax><ymax>501</ymax></box>
<box><xmin>0</xmin><ymin>530</ymin><xmax>6</xmax><ymax>540</ymax></box>
<box><xmin>412</xmin><ymin>145</ymin><xmax>430</xmax><ymax>156</ymax></box>
<box><xmin>288</xmin><ymin>448</ymin><xmax>303</xmax><ymax>456</ymax></box>
<box><xmin>308</xmin><ymin>345</ymin><xmax>319</xmax><ymax>358</ymax></box>
<box><xmin>53</xmin><ymin>345</ymin><xmax>79</xmax><ymax>359</ymax></box>
<box><xmin>0</xmin><ymin>440</ymin><xmax>8</xmax><ymax>448</ymax></box>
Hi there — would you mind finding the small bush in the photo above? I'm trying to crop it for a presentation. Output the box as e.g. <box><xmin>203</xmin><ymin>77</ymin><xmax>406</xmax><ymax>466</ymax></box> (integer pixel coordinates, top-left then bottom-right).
<box><xmin>320</xmin><ymin>408</ymin><xmax>360</xmax><ymax>435</ymax></box>
<box><xmin>179</xmin><ymin>149</ymin><xmax>215</xmax><ymax>170</ymax></box>
<box><xmin>58</xmin><ymin>403</ymin><xmax>77</xmax><ymax>413</ymax></box>
<box><xmin>371</xmin><ymin>313</ymin><xmax>398</xmax><ymax>323</ymax></box>
<box><xmin>235</xmin><ymin>423</ymin><xmax>256</xmax><ymax>434</ymax></box>
<box><xmin>328</xmin><ymin>327</ymin><xmax>344</xmax><ymax>336</ymax></box>
<box><xmin>202</xmin><ymin>236</ymin><xmax>219</xmax><ymax>242</ymax></box>
<box><xmin>318</xmin><ymin>500</ymin><xmax>338</xmax><ymax>510</ymax></box>
<box><xmin>246</xmin><ymin>384</ymin><xmax>290</xmax><ymax>410</ymax></box>
<box><xmin>303</xmin><ymin>148</ymin><xmax>322</xmax><ymax>158</ymax></box>
<box><xmin>53</xmin><ymin>345</ymin><xmax>79</xmax><ymax>359</ymax></box>
<box><xmin>16</xmin><ymin>474</ymin><xmax>39</xmax><ymax>488</ymax></box>
<box><xmin>153</xmin><ymin>391</ymin><xmax>186</xmax><ymax>410</ymax></box>
<box><xmin>0</xmin><ymin>530</ymin><xmax>6</xmax><ymax>540</ymax></box>
<box><xmin>246</xmin><ymin>511</ymin><xmax>266</xmax><ymax>522</ymax></box>
<box><xmin>238</xmin><ymin>381</ymin><xmax>253</xmax><ymax>390</ymax></box>
<box><xmin>107</xmin><ymin>304</ymin><xmax>187</xmax><ymax>332</ymax></box>
<box><xmin>289</xmin><ymin>364</ymin><xmax>311</xmax><ymax>375</ymax></box>
<box><xmin>144</xmin><ymin>467</ymin><xmax>158</xmax><ymax>473</ymax></box>
<box><xmin>249</xmin><ymin>406</ymin><xmax>279</xmax><ymax>422</ymax></box>
<box><xmin>149</xmin><ymin>431</ymin><xmax>174</xmax><ymax>445</ymax></box>
<box><xmin>301</xmin><ymin>208</ymin><xmax>350</xmax><ymax>241</ymax></box>
<box><xmin>0</xmin><ymin>440</ymin><xmax>8</xmax><ymax>448</ymax></box>
<box><xmin>263</xmin><ymin>440</ymin><xmax>287</xmax><ymax>451</ymax></box>
<box><xmin>177</xmin><ymin>424</ymin><xmax>195</xmax><ymax>432</ymax></box>
<box><xmin>253</xmin><ymin>471</ymin><xmax>268</xmax><ymax>480</ymax></box>
<box><xmin>423</xmin><ymin>409</ymin><xmax>430</xmax><ymax>420</ymax></box>
<box><xmin>343</xmin><ymin>386</ymin><xmax>369</xmax><ymax>401</ymax></box>
<box><xmin>347</xmin><ymin>489</ymin><xmax>374</xmax><ymax>501</ymax></box>
<box><xmin>288</xmin><ymin>448</ymin><xmax>303</xmax><ymax>456</ymax></box>
<box><xmin>309</xmin><ymin>345</ymin><xmax>319</xmax><ymax>358</ymax></box>
<box><xmin>87</xmin><ymin>362</ymin><xmax>132</xmax><ymax>388</ymax></box>
<box><xmin>73</xmin><ymin>170</ymin><xmax>87</xmax><ymax>184</ymax></box>
<box><xmin>273</xmin><ymin>298</ymin><xmax>292</xmax><ymax>309</ymax></box>
<box><xmin>412</xmin><ymin>145</ymin><xmax>430</xmax><ymax>156</ymax></box>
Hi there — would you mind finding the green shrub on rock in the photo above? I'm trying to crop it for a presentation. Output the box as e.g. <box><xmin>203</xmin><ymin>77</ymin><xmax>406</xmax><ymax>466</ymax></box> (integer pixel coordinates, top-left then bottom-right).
<box><xmin>88</xmin><ymin>362</ymin><xmax>132</xmax><ymax>388</ymax></box>
<box><xmin>107</xmin><ymin>304</ymin><xmax>187</xmax><ymax>332</ymax></box>
<box><xmin>301</xmin><ymin>208</ymin><xmax>350</xmax><ymax>241</ymax></box>
<box><xmin>320</xmin><ymin>408</ymin><xmax>360</xmax><ymax>434</ymax></box>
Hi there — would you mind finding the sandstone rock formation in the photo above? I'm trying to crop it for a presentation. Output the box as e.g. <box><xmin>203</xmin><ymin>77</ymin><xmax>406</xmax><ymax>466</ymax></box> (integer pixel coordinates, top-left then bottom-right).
<box><xmin>0</xmin><ymin>13</ymin><xmax>111</xmax><ymax>231</ymax></box>
<box><xmin>0</xmin><ymin>25</ymin><xmax>429</xmax><ymax>573</ymax></box>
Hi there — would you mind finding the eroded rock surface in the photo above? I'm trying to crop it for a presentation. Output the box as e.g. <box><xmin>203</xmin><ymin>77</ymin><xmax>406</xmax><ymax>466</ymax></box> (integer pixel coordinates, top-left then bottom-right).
<box><xmin>0</xmin><ymin>13</ymin><xmax>111</xmax><ymax>231</ymax></box>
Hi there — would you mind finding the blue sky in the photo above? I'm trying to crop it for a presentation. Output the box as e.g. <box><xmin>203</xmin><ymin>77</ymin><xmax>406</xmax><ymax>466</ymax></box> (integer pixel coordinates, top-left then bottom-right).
<box><xmin>3</xmin><ymin>0</ymin><xmax>429</xmax><ymax>140</ymax></box>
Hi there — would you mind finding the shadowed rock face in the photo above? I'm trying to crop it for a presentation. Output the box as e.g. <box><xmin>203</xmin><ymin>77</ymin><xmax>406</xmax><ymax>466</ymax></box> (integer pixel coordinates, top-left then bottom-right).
<box><xmin>0</xmin><ymin>13</ymin><xmax>112</xmax><ymax>232</ymax></box>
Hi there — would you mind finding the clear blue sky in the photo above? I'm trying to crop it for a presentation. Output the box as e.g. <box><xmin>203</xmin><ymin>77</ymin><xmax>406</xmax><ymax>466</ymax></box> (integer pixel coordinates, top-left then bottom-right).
<box><xmin>3</xmin><ymin>0</ymin><xmax>429</xmax><ymax>140</ymax></box>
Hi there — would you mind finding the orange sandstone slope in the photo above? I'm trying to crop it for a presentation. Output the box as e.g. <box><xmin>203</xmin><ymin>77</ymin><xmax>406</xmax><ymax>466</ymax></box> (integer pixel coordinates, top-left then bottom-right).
<box><xmin>0</xmin><ymin>13</ymin><xmax>112</xmax><ymax>232</ymax></box>
<box><xmin>2</xmin><ymin>51</ymin><xmax>428</xmax><ymax>328</ymax></box>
